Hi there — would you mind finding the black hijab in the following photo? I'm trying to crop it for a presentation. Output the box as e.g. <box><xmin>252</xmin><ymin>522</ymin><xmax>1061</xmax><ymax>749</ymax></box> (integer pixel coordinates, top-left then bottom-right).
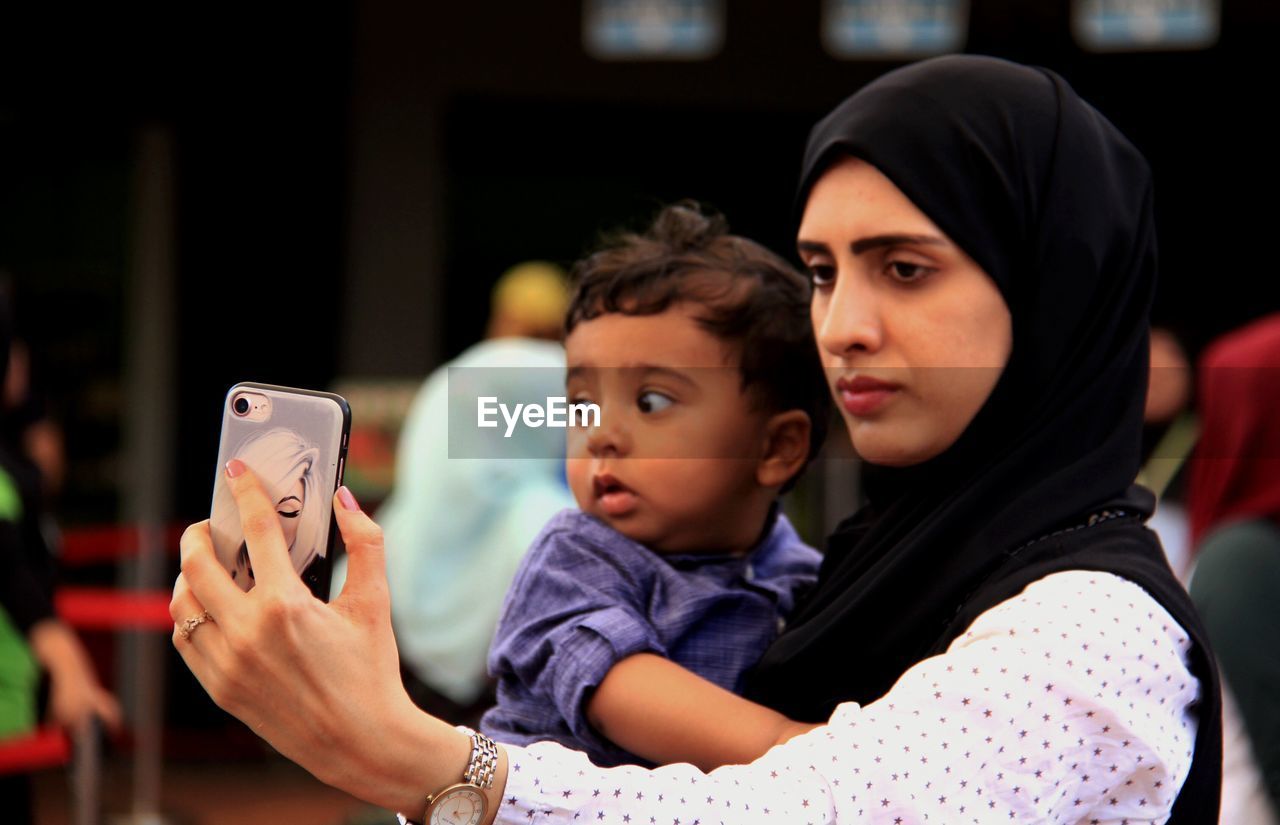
<box><xmin>745</xmin><ymin>55</ymin><xmax>1220</xmax><ymax>822</ymax></box>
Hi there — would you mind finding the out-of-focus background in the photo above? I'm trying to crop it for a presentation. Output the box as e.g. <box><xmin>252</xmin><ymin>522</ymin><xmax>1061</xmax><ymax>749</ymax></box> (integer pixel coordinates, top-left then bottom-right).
<box><xmin>1</xmin><ymin>1</ymin><xmax>1277</xmax><ymax>823</ymax></box>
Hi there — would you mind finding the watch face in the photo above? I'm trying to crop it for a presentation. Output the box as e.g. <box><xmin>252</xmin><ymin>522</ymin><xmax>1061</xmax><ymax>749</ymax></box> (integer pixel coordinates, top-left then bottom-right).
<box><xmin>428</xmin><ymin>785</ymin><xmax>486</xmax><ymax>825</ymax></box>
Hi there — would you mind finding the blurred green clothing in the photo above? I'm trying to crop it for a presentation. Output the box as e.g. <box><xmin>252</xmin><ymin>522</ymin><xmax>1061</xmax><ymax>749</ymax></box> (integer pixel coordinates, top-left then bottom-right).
<box><xmin>1190</xmin><ymin>518</ymin><xmax>1280</xmax><ymax>817</ymax></box>
<box><xmin>0</xmin><ymin>605</ymin><xmax>37</xmax><ymax>738</ymax></box>
<box><xmin>0</xmin><ymin>465</ymin><xmax>37</xmax><ymax>739</ymax></box>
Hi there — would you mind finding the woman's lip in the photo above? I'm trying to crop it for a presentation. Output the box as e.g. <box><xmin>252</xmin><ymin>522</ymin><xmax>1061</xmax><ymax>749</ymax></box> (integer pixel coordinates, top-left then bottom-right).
<box><xmin>838</xmin><ymin>387</ymin><xmax>896</xmax><ymax>416</ymax></box>
<box><xmin>836</xmin><ymin>375</ymin><xmax>900</xmax><ymax>393</ymax></box>
<box><xmin>835</xmin><ymin>376</ymin><xmax>900</xmax><ymax>416</ymax></box>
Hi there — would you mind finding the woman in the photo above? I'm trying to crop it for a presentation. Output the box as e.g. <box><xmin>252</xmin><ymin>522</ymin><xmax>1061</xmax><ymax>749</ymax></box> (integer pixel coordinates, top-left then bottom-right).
<box><xmin>170</xmin><ymin>55</ymin><xmax>1221</xmax><ymax>823</ymax></box>
<box><xmin>209</xmin><ymin>426</ymin><xmax>325</xmax><ymax>587</ymax></box>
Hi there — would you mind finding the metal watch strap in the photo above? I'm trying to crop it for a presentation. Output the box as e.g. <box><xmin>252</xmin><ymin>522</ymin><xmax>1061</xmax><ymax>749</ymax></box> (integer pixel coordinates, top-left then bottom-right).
<box><xmin>397</xmin><ymin>728</ymin><xmax>499</xmax><ymax>825</ymax></box>
<box><xmin>463</xmin><ymin>730</ymin><xmax>500</xmax><ymax>789</ymax></box>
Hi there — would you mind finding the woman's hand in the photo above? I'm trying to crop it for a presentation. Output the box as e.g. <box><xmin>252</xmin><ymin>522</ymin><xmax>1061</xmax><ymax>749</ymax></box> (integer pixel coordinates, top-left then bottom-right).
<box><xmin>169</xmin><ymin>460</ymin><xmax>471</xmax><ymax>814</ymax></box>
<box><xmin>28</xmin><ymin>619</ymin><xmax>123</xmax><ymax>735</ymax></box>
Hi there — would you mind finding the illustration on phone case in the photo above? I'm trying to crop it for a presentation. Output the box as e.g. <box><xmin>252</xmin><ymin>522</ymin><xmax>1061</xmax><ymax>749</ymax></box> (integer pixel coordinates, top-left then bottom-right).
<box><xmin>211</xmin><ymin>426</ymin><xmax>327</xmax><ymax>590</ymax></box>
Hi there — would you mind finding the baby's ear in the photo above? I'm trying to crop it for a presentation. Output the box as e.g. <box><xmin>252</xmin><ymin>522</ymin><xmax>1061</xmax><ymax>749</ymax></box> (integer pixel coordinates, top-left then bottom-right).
<box><xmin>757</xmin><ymin>410</ymin><xmax>812</xmax><ymax>489</ymax></box>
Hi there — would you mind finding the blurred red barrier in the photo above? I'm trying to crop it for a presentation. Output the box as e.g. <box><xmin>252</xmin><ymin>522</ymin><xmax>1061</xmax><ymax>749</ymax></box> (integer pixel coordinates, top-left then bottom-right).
<box><xmin>0</xmin><ymin>727</ymin><xmax>71</xmax><ymax>774</ymax></box>
<box><xmin>55</xmin><ymin>588</ymin><xmax>173</xmax><ymax>631</ymax></box>
<box><xmin>60</xmin><ymin>524</ymin><xmax>186</xmax><ymax>566</ymax></box>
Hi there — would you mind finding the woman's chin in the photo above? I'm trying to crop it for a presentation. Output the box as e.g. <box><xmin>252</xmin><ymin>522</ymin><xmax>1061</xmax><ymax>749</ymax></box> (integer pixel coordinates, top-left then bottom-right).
<box><xmin>856</xmin><ymin>449</ymin><xmax>919</xmax><ymax>468</ymax></box>
<box><xmin>849</xmin><ymin>433</ymin><xmax>938</xmax><ymax>468</ymax></box>
<box><xmin>845</xmin><ymin>421</ymin><xmax>913</xmax><ymax>467</ymax></box>
<box><xmin>846</xmin><ymin>414</ymin><xmax>963</xmax><ymax>468</ymax></box>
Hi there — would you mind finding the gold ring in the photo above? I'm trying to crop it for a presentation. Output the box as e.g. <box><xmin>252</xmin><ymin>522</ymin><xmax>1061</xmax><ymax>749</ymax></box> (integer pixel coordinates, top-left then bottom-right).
<box><xmin>178</xmin><ymin>610</ymin><xmax>213</xmax><ymax>641</ymax></box>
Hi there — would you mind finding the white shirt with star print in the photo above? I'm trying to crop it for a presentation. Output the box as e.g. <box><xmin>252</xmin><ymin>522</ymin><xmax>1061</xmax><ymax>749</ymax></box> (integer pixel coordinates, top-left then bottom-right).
<box><xmin>494</xmin><ymin>570</ymin><xmax>1199</xmax><ymax>825</ymax></box>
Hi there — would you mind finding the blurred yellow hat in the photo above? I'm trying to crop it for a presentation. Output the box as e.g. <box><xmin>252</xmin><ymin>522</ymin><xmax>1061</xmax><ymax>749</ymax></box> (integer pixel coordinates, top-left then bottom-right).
<box><xmin>491</xmin><ymin>260</ymin><xmax>570</xmax><ymax>331</ymax></box>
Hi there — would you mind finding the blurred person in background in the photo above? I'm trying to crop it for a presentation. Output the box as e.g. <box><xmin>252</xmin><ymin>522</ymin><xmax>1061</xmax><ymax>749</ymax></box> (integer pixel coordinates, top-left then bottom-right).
<box><xmin>1140</xmin><ymin>326</ymin><xmax>1196</xmax><ymax>575</ymax></box>
<box><xmin>1187</xmin><ymin>313</ymin><xmax>1280</xmax><ymax>824</ymax></box>
<box><xmin>3</xmin><ymin>338</ymin><xmax>65</xmax><ymax>501</ymax></box>
<box><xmin>0</xmin><ymin>293</ymin><xmax>121</xmax><ymax>824</ymax></box>
<box><xmin>373</xmin><ymin>261</ymin><xmax>575</xmax><ymax>724</ymax></box>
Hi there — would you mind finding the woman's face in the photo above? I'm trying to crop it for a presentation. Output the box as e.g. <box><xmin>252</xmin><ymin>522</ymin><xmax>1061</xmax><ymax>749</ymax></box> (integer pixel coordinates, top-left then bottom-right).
<box><xmin>798</xmin><ymin>156</ymin><xmax>1013</xmax><ymax>466</ymax></box>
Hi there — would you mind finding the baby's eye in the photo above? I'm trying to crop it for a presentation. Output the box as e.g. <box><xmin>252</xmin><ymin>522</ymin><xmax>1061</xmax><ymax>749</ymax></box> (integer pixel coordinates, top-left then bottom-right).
<box><xmin>637</xmin><ymin>391</ymin><xmax>674</xmax><ymax>414</ymax></box>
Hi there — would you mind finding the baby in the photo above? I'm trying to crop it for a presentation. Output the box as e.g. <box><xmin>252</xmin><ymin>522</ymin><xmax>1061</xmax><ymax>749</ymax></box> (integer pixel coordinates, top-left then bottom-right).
<box><xmin>480</xmin><ymin>203</ymin><xmax>830</xmax><ymax>769</ymax></box>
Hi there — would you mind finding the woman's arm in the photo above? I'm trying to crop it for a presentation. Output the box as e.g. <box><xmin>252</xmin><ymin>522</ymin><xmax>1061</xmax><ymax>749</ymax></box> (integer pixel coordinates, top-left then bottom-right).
<box><xmin>169</xmin><ymin>463</ymin><xmax>508</xmax><ymax>820</ymax></box>
<box><xmin>170</xmin><ymin>468</ymin><xmax>1198</xmax><ymax>824</ymax></box>
<box><xmin>498</xmin><ymin>570</ymin><xmax>1201</xmax><ymax>824</ymax></box>
<box><xmin>588</xmin><ymin>653</ymin><xmax>816</xmax><ymax>770</ymax></box>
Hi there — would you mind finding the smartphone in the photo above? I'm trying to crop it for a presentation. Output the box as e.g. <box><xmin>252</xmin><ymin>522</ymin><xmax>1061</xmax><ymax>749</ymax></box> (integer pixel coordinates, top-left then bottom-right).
<box><xmin>209</xmin><ymin>382</ymin><xmax>351</xmax><ymax>600</ymax></box>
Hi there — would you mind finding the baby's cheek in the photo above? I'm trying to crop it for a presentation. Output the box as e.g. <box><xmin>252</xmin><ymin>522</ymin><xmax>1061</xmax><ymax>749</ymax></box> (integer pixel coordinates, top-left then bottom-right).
<box><xmin>564</xmin><ymin>457</ymin><xmax>594</xmax><ymax>508</ymax></box>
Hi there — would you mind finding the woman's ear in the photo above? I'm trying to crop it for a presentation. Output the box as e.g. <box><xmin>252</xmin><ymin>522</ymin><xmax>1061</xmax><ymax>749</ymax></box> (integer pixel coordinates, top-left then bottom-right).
<box><xmin>757</xmin><ymin>410</ymin><xmax>812</xmax><ymax>489</ymax></box>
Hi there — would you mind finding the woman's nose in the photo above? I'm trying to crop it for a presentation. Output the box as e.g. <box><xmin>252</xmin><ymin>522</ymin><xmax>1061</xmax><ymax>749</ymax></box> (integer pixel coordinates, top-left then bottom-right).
<box><xmin>817</xmin><ymin>271</ymin><xmax>884</xmax><ymax>357</ymax></box>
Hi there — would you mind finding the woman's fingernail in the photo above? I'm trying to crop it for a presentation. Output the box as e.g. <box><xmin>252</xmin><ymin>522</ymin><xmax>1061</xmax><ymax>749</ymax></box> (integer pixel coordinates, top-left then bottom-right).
<box><xmin>337</xmin><ymin>485</ymin><xmax>361</xmax><ymax>512</ymax></box>
<box><xmin>225</xmin><ymin>458</ymin><xmax>246</xmax><ymax>478</ymax></box>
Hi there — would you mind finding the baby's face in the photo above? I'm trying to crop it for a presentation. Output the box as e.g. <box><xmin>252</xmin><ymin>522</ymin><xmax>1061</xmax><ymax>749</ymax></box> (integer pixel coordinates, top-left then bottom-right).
<box><xmin>564</xmin><ymin>303</ymin><xmax>775</xmax><ymax>556</ymax></box>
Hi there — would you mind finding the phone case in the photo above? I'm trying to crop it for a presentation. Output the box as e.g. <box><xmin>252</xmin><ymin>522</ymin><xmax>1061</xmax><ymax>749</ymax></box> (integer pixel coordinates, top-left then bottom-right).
<box><xmin>209</xmin><ymin>382</ymin><xmax>351</xmax><ymax>600</ymax></box>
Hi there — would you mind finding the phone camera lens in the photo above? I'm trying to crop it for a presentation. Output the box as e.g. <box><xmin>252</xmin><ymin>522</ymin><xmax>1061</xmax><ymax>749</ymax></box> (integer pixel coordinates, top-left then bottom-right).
<box><xmin>233</xmin><ymin>396</ymin><xmax>251</xmax><ymax>416</ymax></box>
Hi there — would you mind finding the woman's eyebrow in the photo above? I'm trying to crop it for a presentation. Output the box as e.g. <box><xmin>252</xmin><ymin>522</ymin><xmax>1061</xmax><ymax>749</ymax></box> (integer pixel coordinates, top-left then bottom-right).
<box><xmin>850</xmin><ymin>234</ymin><xmax>947</xmax><ymax>254</ymax></box>
<box><xmin>796</xmin><ymin>235</ymin><xmax>946</xmax><ymax>257</ymax></box>
<box><xmin>277</xmin><ymin>495</ymin><xmax>302</xmax><ymax>505</ymax></box>
<box><xmin>796</xmin><ymin>240</ymin><xmax>830</xmax><ymax>256</ymax></box>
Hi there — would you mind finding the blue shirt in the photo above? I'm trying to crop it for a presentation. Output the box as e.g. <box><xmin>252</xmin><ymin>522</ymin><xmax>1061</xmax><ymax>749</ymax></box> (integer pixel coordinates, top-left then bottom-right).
<box><xmin>481</xmin><ymin>508</ymin><xmax>821</xmax><ymax>767</ymax></box>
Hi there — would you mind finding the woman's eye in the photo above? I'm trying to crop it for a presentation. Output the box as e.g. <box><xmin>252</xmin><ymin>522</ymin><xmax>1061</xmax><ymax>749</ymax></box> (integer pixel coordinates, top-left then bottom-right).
<box><xmin>637</xmin><ymin>391</ymin><xmax>674</xmax><ymax>414</ymax></box>
<box><xmin>806</xmin><ymin>264</ymin><xmax>836</xmax><ymax>287</ymax></box>
<box><xmin>277</xmin><ymin>508</ymin><xmax>301</xmax><ymax>519</ymax></box>
<box><xmin>888</xmin><ymin>261</ymin><xmax>932</xmax><ymax>282</ymax></box>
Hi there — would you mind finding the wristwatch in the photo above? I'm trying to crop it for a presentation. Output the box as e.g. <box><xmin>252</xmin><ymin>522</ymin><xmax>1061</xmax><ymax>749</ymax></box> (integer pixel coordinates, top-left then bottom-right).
<box><xmin>398</xmin><ymin>729</ymin><xmax>500</xmax><ymax>825</ymax></box>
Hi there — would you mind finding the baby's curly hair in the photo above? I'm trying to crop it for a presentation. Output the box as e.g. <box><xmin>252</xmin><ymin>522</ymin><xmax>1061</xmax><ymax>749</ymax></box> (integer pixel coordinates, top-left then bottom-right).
<box><xmin>566</xmin><ymin>201</ymin><xmax>830</xmax><ymax>484</ymax></box>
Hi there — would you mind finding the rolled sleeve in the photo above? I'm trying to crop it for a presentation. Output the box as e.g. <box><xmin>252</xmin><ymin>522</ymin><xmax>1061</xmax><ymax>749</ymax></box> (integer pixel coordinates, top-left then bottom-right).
<box><xmin>485</xmin><ymin>514</ymin><xmax>669</xmax><ymax>761</ymax></box>
<box><xmin>545</xmin><ymin>606</ymin><xmax>668</xmax><ymax>746</ymax></box>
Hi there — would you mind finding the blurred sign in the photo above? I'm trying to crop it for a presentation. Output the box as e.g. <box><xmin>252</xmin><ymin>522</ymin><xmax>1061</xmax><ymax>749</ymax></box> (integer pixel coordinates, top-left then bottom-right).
<box><xmin>823</xmin><ymin>0</ymin><xmax>968</xmax><ymax>58</ymax></box>
<box><xmin>584</xmin><ymin>0</ymin><xmax>724</xmax><ymax>60</ymax></box>
<box><xmin>1073</xmin><ymin>0</ymin><xmax>1219</xmax><ymax>51</ymax></box>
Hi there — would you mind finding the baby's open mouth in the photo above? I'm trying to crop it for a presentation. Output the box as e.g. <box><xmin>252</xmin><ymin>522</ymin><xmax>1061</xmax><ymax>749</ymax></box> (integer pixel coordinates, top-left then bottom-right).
<box><xmin>593</xmin><ymin>473</ymin><xmax>631</xmax><ymax>498</ymax></box>
<box><xmin>592</xmin><ymin>473</ymin><xmax>638</xmax><ymax>516</ymax></box>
